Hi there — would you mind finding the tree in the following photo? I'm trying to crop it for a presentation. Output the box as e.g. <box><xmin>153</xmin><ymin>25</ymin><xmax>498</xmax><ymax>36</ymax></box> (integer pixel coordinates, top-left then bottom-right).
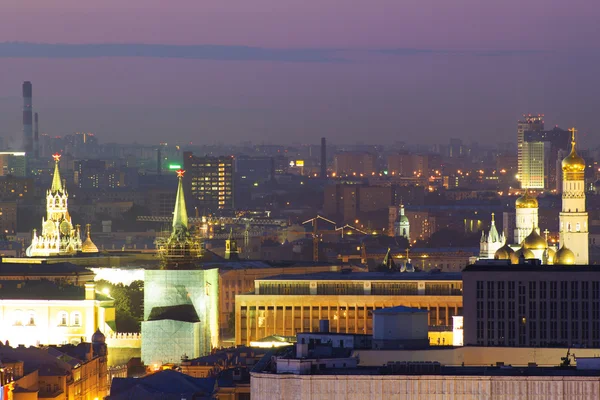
<box><xmin>96</xmin><ymin>279</ymin><xmax>144</xmax><ymax>333</ymax></box>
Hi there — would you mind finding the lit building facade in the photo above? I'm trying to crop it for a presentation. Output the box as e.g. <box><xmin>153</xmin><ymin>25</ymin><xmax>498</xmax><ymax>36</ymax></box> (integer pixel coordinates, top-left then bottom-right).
<box><xmin>463</xmin><ymin>263</ymin><xmax>600</xmax><ymax>348</ymax></box>
<box><xmin>0</xmin><ymin>151</ymin><xmax>27</xmax><ymax>177</ymax></box>
<box><xmin>517</xmin><ymin>114</ymin><xmax>544</xmax><ymax>189</ymax></box>
<box><xmin>387</xmin><ymin>153</ymin><xmax>427</xmax><ymax>177</ymax></box>
<box><xmin>333</xmin><ymin>152</ymin><xmax>376</xmax><ymax>176</ymax></box>
<box><xmin>0</xmin><ymin>281</ymin><xmax>115</xmax><ymax>347</ymax></box>
<box><xmin>559</xmin><ymin>128</ymin><xmax>589</xmax><ymax>264</ymax></box>
<box><xmin>235</xmin><ymin>271</ymin><xmax>462</xmax><ymax>346</ymax></box>
<box><xmin>183</xmin><ymin>152</ymin><xmax>234</xmax><ymax>213</ymax></box>
<box><xmin>521</xmin><ymin>140</ymin><xmax>545</xmax><ymax>189</ymax></box>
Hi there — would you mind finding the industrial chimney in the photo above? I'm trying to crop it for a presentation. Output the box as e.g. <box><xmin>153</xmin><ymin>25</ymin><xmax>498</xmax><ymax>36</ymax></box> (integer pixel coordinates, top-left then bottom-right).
<box><xmin>320</xmin><ymin>137</ymin><xmax>327</xmax><ymax>178</ymax></box>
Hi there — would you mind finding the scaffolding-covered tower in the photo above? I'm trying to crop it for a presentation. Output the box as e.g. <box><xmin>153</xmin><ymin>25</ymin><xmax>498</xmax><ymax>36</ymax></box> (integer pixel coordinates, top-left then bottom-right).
<box><xmin>142</xmin><ymin>170</ymin><xmax>219</xmax><ymax>366</ymax></box>
<box><xmin>155</xmin><ymin>170</ymin><xmax>204</xmax><ymax>265</ymax></box>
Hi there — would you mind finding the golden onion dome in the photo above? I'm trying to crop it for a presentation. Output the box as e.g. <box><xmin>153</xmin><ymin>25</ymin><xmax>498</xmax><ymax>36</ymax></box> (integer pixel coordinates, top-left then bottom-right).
<box><xmin>515</xmin><ymin>247</ymin><xmax>535</xmax><ymax>261</ymax></box>
<box><xmin>515</xmin><ymin>191</ymin><xmax>538</xmax><ymax>209</ymax></box>
<box><xmin>82</xmin><ymin>224</ymin><xmax>99</xmax><ymax>254</ymax></box>
<box><xmin>522</xmin><ymin>227</ymin><xmax>548</xmax><ymax>250</ymax></box>
<box><xmin>554</xmin><ymin>245</ymin><xmax>575</xmax><ymax>265</ymax></box>
<box><xmin>546</xmin><ymin>247</ymin><xmax>556</xmax><ymax>264</ymax></box>
<box><xmin>562</xmin><ymin>129</ymin><xmax>585</xmax><ymax>173</ymax></box>
<box><xmin>494</xmin><ymin>244</ymin><xmax>514</xmax><ymax>261</ymax></box>
<box><xmin>562</xmin><ymin>146</ymin><xmax>585</xmax><ymax>173</ymax></box>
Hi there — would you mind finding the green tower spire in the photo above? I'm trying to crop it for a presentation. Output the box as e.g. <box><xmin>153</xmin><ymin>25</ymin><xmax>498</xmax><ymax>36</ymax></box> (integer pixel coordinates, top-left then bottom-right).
<box><xmin>51</xmin><ymin>153</ymin><xmax>64</xmax><ymax>193</ymax></box>
<box><xmin>172</xmin><ymin>169</ymin><xmax>188</xmax><ymax>231</ymax></box>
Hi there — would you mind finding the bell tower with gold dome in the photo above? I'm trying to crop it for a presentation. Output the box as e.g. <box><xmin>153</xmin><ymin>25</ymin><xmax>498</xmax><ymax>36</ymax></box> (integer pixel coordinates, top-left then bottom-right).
<box><xmin>514</xmin><ymin>190</ymin><xmax>539</xmax><ymax>245</ymax></box>
<box><xmin>559</xmin><ymin>128</ymin><xmax>588</xmax><ymax>264</ymax></box>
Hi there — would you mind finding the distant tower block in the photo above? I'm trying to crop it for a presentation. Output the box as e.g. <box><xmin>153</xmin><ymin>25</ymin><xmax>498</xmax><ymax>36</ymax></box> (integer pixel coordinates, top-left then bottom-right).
<box><xmin>34</xmin><ymin>112</ymin><xmax>39</xmax><ymax>158</ymax></box>
<box><xmin>23</xmin><ymin>81</ymin><xmax>33</xmax><ymax>154</ymax></box>
<box><xmin>320</xmin><ymin>137</ymin><xmax>327</xmax><ymax>178</ymax></box>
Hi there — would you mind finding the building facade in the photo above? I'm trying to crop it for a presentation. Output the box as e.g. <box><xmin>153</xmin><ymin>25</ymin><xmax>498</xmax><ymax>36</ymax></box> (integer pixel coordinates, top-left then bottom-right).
<box><xmin>0</xmin><ymin>281</ymin><xmax>115</xmax><ymax>347</ymax></box>
<box><xmin>463</xmin><ymin>263</ymin><xmax>600</xmax><ymax>348</ymax></box>
<box><xmin>235</xmin><ymin>271</ymin><xmax>462</xmax><ymax>346</ymax></box>
<box><xmin>517</xmin><ymin>114</ymin><xmax>544</xmax><ymax>189</ymax></box>
<box><xmin>334</xmin><ymin>152</ymin><xmax>376</xmax><ymax>176</ymax></box>
<box><xmin>252</xmin><ymin>369</ymin><xmax>600</xmax><ymax>400</ymax></box>
<box><xmin>521</xmin><ymin>140</ymin><xmax>545</xmax><ymax>189</ymax></box>
<box><xmin>183</xmin><ymin>152</ymin><xmax>234</xmax><ymax>212</ymax></box>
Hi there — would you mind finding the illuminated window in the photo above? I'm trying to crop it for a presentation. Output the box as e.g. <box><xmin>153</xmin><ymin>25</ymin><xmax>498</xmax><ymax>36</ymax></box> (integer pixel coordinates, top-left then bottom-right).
<box><xmin>13</xmin><ymin>309</ymin><xmax>23</xmax><ymax>326</ymax></box>
<box><xmin>576</xmin><ymin>223</ymin><xmax>581</xmax><ymax>232</ymax></box>
<box><xmin>27</xmin><ymin>310</ymin><xmax>36</xmax><ymax>326</ymax></box>
<box><xmin>72</xmin><ymin>312</ymin><xmax>81</xmax><ymax>326</ymax></box>
<box><xmin>59</xmin><ymin>311</ymin><xmax>68</xmax><ymax>326</ymax></box>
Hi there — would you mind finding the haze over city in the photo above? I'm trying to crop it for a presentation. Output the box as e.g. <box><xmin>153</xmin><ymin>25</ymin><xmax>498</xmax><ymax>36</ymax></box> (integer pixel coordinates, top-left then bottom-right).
<box><xmin>1</xmin><ymin>0</ymin><xmax>600</xmax><ymax>146</ymax></box>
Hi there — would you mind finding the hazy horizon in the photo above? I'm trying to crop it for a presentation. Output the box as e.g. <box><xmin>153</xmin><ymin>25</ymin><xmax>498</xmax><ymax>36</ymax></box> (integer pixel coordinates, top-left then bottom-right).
<box><xmin>1</xmin><ymin>1</ymin><xmax>599</xmax><ymax>147</ymax></box>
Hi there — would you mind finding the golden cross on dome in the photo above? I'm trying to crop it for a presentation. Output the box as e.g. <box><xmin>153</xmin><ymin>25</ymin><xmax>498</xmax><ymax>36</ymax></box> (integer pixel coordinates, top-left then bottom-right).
<box><xmin>52</xmin><ymin>153</ymin><xmax>61</xmax><ymax>162</ymax></box>
<box><xmin>176</xmin><ymin>169</ymin><xmax>186</xmax><ymax>178</ymax></box>
<box><xmin>569</xmin><ymin>127</ymin><xmax>577</xmax><ymax>143</ymax></box>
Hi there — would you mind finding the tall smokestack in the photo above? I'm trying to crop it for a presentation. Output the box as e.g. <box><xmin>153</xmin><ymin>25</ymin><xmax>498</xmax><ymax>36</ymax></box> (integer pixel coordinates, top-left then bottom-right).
<box><xmin>320</xmin><ymin>137</ymin><xmax>327</xmax><ymax>178</ymax></box>
<box><xmin>34</xmin><ymin>112</ymin><xmax>39</xmax><ymax>158</ymax></box>
<box><xmin>157</xmin><ymin>148</ymin><xmax>162</xmax><ymax>175</ymax></box>
<box><xmin>22</xmin><ymin>81</ymin><xmax>33</xmax><ymax>154</ymax></box>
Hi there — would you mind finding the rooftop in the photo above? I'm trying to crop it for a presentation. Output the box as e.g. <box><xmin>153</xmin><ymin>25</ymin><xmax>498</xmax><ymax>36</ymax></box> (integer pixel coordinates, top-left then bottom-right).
<box><xmin>464</xmin><ymin>264</ymin><xmax>600</xmax><ymax>273</ymax></box>
<box><xmin>260</xmin><ymin>364</ymin><xmax>600</xmax><ymax>377</ymax></box>
<box><xmin>147</xmin><ymin>304</ymin><xmax>200</xmax><ymax>323</ymax></box>
<box><xmin>372</xmin><ymin>306</ymin><xmax>429</xmax><ymax>315</ymax></box>
<box><xmin>258</xmin><ymin>270</ymin><xmax>462</xmax><ymax>282</ymax></box>
<box><xmin>0</xmin><ymin>261</ymin><xmax>92</xmax><ymax>276</ymax></box>
<box><xmin>0</xmin><ymin>280</ymin><xmax>88</xmax><ymax>300</ymax></box>
<box><xmin>109</xmin><ymin>369</ymin><xmax>215</xmax><ymax>400</ymax></box>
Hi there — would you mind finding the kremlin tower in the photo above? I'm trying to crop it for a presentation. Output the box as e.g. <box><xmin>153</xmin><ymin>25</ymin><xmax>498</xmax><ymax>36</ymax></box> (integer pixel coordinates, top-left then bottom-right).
<box><xmin>26</xmin><ymin>154</ymin><xmax>86</xmax><ymax>257</ymax></box>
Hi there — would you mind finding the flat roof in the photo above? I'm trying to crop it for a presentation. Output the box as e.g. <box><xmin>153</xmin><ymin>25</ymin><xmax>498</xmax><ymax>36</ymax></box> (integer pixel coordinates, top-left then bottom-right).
<box><xmin>372</xmin><ymin>306</ymin><xmax>428</xmax><ymax>314</ymax></box>
<box><xmin>464</xmin><ymin>264</ymin><xmax>599</xmax><ymax>273</ymax></box>
<box><xmin>258</xmin><ymin>270</ymin><xmax>462</xmax><ymax>282</ymax></box>
<box><xmin>0</xmin><ymin>261</ymin><xmax>92</xmax><ymax>275</ymax></box>
<box><xmin>265</xmin><ymin>365</ymin><xmax>600</xmax><ymax>377</ymax></box>
<box><xmin>0</xmin><ymin>280</ymin><xmax>111</xmax><ymax>301</ymax></box>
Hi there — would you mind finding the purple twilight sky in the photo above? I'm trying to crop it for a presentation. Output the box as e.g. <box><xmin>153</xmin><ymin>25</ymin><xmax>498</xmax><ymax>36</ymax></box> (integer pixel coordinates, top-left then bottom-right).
<box><xmin>0</xmin><ymin>0</ymin><xmax>599</xmax><ymax>147</ymax></box>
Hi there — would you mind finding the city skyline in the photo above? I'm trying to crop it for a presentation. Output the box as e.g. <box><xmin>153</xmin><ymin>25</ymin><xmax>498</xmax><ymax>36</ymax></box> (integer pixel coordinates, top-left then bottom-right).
<box><xmin>1</xmin><ymin>1</ymin><xmax>599</xmax><ymax>146</ymax></box>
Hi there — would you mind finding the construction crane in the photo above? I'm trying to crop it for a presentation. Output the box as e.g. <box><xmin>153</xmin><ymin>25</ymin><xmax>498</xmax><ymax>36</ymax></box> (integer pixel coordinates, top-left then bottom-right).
<box><xmin>136</xmin><ymin>215</ymin><xmax>287</xmax><ymax>226</ymax></box>
<box><xmin>302</xmin><ymin>215</ymin><xmax>367</xmax><ymax>262</ymax></box>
